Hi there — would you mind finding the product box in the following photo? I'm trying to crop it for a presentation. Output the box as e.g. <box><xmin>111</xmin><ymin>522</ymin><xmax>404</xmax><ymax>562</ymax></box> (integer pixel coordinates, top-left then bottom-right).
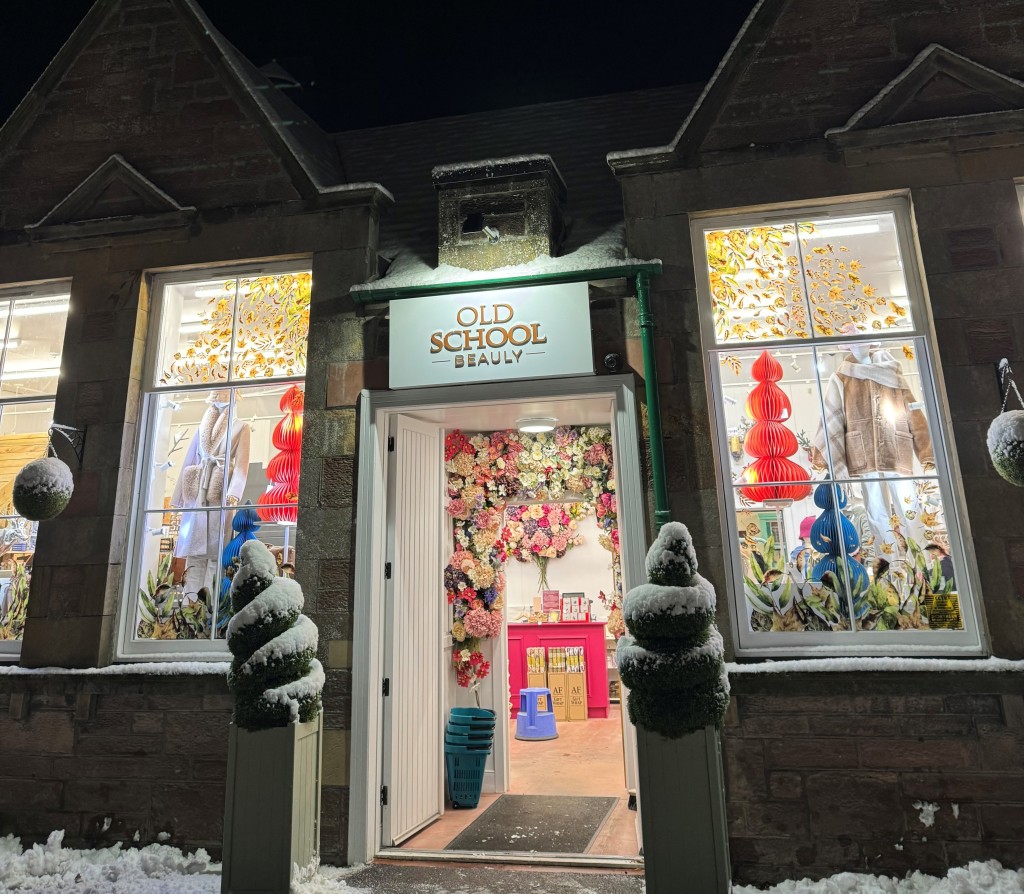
<box><xmin>546</xmin><ymin>647</ymin><xmax>568</xmax><ymax>720</ymax></box>
<box><xmin>566</xmin><ymin>645</ymin><xmax>588</xmax><ymax>721</ymax></box>
<box><xmin>542</xmin><ymin>590</ymin><xmax>560</xmax><ymax>613</ymax></box>
<box><xmin>567</xmin><ymin>674</ymin><xmax>587</xmax><ymax>721</ymax></box>
<box><xmin>559</xmin><ymin>592</ymin><xmax>589</xmax><ymax>622</ymax></box>
<box><xmin>547</xmin><ymin>673</ymin><xmax>567</xmax><ymax>720</ymax></box>
<box><xmin>525</xmin><ymin>646</ymin><xmax>547</xmax><ymax>690</ymax></box>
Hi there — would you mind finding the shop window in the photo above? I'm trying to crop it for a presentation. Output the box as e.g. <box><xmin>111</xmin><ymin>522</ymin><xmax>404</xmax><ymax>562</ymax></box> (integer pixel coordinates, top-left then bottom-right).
<box><xmin>0</xmin><ymin>288</ymin><xmax>70</xmax><ymax>653</ymax></box>
<box><xmin>693</xmin><ymin>201</ymin><xmax>981</xmax><ymax>654</ymax></box>
<box><xmin>121</xmin><ymin>269</ymin><xmax>310</xmax><ymax>656</ymax></box>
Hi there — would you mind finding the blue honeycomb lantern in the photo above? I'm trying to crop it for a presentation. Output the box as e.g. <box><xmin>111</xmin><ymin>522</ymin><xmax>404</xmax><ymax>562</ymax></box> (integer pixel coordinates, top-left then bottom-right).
<box><xmin>810</xmin><ymin>483</ymin><xmax>868</xmax><ymax>590</ymax></box>
<box><xmin>218</xmin><ymin>503</ymin><xmax>261</xmax><ymax>636</ymax></box>
<box><xmin>222</xmin><ymin>504</ymin><xmax>261</xmax><ymax>571</ymax></box>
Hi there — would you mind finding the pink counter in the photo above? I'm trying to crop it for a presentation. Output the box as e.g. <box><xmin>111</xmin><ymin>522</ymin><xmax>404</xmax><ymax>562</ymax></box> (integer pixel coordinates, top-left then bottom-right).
<box><xmin>507</xmin><ymin>621</ymin><xmax>610</xmax><ymax>719</ymax></box>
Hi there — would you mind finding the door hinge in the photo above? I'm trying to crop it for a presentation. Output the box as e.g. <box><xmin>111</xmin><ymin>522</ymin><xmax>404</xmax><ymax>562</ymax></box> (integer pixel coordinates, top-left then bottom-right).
<box><xmin>380</xmin><ymin>785</ymin><xmax>388</xmax><ymax>806</ymax></box>
<box><xmin>384</xmin><ymin>561</ymin><xmax>392</xmax><ymax>580</ymax></box>
<box><xmin>388</xmin><ymin>436</ymin><xmax>395</xmax><ymax>452</ymax></box>
<box><xmin>382</xmin><ymin>677</ymin><xmax>390</xmax><ymax>697</ymax></box>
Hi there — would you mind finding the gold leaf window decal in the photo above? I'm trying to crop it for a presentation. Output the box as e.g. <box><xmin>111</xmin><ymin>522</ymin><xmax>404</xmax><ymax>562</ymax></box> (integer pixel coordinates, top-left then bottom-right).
<box><xmin>161</xmin><ymin>273</ymin><xmax>311</xmax><ymax>385</ymax></box>
<box><xmin>705</xmin><ymin>215</ymin><xmax>913</xmax><ymax>345</ymax></box>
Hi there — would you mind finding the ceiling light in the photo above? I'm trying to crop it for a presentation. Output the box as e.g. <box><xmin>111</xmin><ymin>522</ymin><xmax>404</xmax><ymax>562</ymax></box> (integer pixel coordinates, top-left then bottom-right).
<box><xmin>11</xmin><ymin>297</ymin><xmax>70</xmax><ymax>317</ymax></box>
<box><xmin>193</xmin><ymin>284</ymin><xmax>240</xmax><ymax>299</ymax></box>
<box><xmin>517</xmin><ymin>417</ymin><xmax>557</xmax><ymax>433</ymax></box>
<box><xmin>2</xmin><ymin>365</ymin><xmax>60</xmax><ymax>381</ymax></box>
<box><xmin>807</xmin><ymin>222</ymin><xmax>880</xmax><ymax>239</ymax></box>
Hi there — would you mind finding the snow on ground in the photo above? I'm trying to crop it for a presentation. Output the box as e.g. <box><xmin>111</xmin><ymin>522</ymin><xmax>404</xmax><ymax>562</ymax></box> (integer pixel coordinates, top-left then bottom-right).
<box><xmin>733</xmin><ymin>862</ymin><xmax>1024</xmax><ymax>894</ymax></box>
<box><xmin>0</xmin><ymin>833</ymin><xmax>1021</xmax><ymax>893</ymax></box>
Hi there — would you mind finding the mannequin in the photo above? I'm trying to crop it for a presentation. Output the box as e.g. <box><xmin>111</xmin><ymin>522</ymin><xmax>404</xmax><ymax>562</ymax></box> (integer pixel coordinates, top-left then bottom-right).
<box><xmin>813</xmin><ymin>344</ymin><xmax>935</xmax><ymax>554</ymax></box>
<box><xmin>171</xmin><ymin>390</ymin><xmax>251</xmax><ymax>603</ymax></box>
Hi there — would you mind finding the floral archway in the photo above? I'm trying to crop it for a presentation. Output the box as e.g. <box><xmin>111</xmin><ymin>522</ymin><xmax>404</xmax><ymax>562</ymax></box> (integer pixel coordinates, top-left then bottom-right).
<box><xmin>443</xmin><ymin>426</ymin><xmax>619</xmax><ymax>687</ymax></box>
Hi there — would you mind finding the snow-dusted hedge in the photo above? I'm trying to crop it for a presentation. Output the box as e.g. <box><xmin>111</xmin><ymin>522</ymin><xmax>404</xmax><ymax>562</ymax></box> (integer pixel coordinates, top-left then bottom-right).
<box><xmin>987</xmin><ymin>410</ymin><xmax>1024</xmax><ymax>486</ymax></box>
<box><xmin>12</xmin><ymin>457</ymin><xmax>74</xmax><ymax>521</ymax></box>
<box><xmin>226</xmin><ymin>540</ymin><xmax>324</xmax><ymax>730</ymax></box>
<box><xmin>617</xmin><ymin>522</ymin><xmax>730</xmax><ymax>738</ymax></box>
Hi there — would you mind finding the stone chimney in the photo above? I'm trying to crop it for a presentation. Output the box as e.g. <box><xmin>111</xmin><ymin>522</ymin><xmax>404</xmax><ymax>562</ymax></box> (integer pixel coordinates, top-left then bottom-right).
<box><xmin>432</xmin><ymin>154</ymin><xmax>567</xmax><ymax>271</ymax></box>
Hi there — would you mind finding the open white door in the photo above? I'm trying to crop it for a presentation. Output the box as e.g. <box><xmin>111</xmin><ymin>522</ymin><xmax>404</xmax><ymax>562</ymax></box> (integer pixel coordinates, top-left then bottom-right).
<box><xmin>381</xmin><ymin>414</ymin><xmax>446</xmax><ymax>846</ymax></box>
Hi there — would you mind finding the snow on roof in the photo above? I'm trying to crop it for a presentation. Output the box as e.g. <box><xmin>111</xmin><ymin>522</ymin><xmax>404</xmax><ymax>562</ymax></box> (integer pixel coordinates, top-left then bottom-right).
<box><xmin>351</xmin><ymin>223</ymin><xmax>660</xmax><ymax>295</ymax></box>
<box><xmin>727</xmin><ymin>656</ymin><xmax>1024</xmax><ymax>675</ymax></box>
<box><xmin>0</xmin><ymin>661</ymin><xmax>229</xmax><ymax>676</ymax></box>
<box><xmin>431</xmin><ymin>153</ymin><xmax>560</xmax><ymax>178</ymax></box>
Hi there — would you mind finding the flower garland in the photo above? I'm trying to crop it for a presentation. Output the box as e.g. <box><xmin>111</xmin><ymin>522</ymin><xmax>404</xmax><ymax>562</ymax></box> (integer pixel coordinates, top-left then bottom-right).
<box><xmin>595</xmin><ymin>489</ymin><xmax>619</xmax><ymax>554</ymax></box>
<box><xmin>444</xmin><ymin>426</ymin><xmax>616</xmax><ymax>687</ymax></box>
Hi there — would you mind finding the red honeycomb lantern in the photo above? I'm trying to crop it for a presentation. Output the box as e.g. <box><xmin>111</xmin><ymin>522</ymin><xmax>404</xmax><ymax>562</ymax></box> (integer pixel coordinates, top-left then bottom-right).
<box><xmin>739</xmin><ymin>351</ymin><xmax>811</xmax><ymax>503</ymax></box>
<box><xmin>257</xmin><ymin>385</ymin><xmax>304</xmax><ymax>523</ymax></box>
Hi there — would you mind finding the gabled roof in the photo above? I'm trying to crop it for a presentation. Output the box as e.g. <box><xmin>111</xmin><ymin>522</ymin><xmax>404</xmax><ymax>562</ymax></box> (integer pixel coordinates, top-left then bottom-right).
<box><xmin>608</xmin><ymin>0</ymin><xmax>1024</xmax><ymax>174</ymax></box>
<box><xmin>26</xmin><ymin>154</ymin><xmax>195</xmax><ymax>238</ymax></box>
<box><xmin>827</xmin><ymin>44</ymin><xmax>1024</xmax><ymax>140</ymax></box>
<box><xmin>0</xmin><ymin>0</ymin><xmax>388</xmax><ymax>230</ymax></box>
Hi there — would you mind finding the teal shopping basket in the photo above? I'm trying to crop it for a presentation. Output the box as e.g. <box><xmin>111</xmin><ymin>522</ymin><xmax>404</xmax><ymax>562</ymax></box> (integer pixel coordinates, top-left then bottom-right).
<box><xmin>450</xmin><ymin>707</ymin><xmax>496</xmax><ymax>721</ymax></box>
<box><xmin>445</xmin><ymin>743</ymin><xmax>489</xmax><ymax>809</ymax></box>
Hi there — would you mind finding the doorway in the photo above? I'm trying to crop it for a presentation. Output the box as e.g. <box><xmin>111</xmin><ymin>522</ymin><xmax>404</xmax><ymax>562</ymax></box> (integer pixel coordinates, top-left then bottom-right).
<box><xmin>349</xmin><ymin>376</ymin><xmax>647</xmax><ymax>867</ymax></box>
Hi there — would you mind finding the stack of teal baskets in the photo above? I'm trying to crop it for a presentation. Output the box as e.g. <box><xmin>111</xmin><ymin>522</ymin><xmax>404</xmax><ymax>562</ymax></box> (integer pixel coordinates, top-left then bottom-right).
<box><xmin>445</xmin><ymin>707</ymin><xmax>495</xmax><ymax>808</ymax></box>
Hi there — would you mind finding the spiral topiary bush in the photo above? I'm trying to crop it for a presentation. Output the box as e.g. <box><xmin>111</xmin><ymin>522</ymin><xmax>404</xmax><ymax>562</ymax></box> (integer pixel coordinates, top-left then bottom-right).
<box><xmin>12</xmin><ymin>456</ymin><xmax>74</xmax><ymax>521</ymax></box>
<box><xmin>617</xmin><ymin>522</ymin><xmax>729</xmax><ymax>739</ymax></box>
<box><xmin>227</xmin><ymin>540</ymin><xmax>324</xmax><ymax>730</ymax></box>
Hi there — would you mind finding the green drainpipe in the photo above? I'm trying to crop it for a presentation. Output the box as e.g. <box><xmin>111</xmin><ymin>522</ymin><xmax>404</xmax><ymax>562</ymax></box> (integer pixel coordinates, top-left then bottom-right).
<box><xmin>636</xmin><ymin>270</ymin><xmax>671</xmax><ymax>531</ymax></box>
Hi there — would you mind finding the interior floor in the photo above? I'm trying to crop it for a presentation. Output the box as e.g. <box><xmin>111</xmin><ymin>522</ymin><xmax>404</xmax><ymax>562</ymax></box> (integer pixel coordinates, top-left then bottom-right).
<box><xmin>401</xmin><ymin>704</ymin><xmax>638</xmax><ymax>857</ymax></box>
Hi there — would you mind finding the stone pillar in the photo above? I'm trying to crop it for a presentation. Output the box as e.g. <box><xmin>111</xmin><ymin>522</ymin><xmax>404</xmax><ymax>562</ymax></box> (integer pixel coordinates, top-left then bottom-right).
<box><xmin>21</xmin><ymin>264</ymin><xmax>147</xmax><ymax>668</ymax></box>
<box><xmin>296</xmin><ymin>203</ymin><xmax>385</xmax><ymax>863</ymax></box>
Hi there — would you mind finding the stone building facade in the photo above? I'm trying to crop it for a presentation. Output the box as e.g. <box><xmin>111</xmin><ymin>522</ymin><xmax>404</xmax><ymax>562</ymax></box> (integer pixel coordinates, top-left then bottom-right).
<box><xmin>0</xmin><ymin>0</ymin><xmax>1021</xmax><ymax>884</ymax></box>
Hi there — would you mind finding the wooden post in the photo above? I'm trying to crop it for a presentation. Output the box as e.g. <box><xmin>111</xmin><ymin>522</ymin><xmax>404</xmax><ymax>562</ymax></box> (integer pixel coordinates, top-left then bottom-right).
<box><xmin>636</xmin><ymin>724</ymin><xmax>730</xmax><ymax>893</ymax></box>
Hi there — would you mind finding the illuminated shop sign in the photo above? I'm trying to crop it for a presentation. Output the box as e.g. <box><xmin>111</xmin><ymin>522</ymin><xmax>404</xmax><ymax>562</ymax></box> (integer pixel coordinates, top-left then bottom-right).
<box><xmin>389</xmin><ymin>282</ymin><xmax>593</xmax><ymax>388</ymax></box>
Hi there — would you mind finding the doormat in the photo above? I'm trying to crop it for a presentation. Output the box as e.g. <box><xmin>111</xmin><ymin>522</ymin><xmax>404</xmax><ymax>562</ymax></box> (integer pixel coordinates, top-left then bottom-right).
<box><xmin>445</xmin><ymin>795</ymin><xmax>617</xmax><ymax>854</ymax></box>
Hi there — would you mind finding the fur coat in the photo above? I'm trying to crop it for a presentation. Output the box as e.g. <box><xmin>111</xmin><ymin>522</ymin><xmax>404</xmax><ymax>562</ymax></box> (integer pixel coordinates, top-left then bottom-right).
<box><xmin>171</xmin><ymin>404</ymin><xmax>251</xmax><ymax>557</ymax></box>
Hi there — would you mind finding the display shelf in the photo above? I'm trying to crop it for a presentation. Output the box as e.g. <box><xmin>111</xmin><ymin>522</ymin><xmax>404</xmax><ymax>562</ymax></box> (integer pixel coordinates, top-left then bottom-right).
<box><xmin>507</xmin><ymin>621</ymin><xmax>610</xmax><ymax>719</ymax></box>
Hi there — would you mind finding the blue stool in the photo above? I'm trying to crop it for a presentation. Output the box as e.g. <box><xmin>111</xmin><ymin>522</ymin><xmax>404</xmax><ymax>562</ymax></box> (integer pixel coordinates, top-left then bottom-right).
<box><xmin>515</xmin><ymin>687</ymin><xmax>558</xmax><ymax>741</ymax></box>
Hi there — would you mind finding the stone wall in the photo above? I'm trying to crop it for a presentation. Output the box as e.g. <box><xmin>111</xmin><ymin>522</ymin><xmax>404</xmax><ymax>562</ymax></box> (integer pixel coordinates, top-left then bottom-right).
<box><xmin>620</xmin><ymin>132</ymin><xmax>1024</xmax><ymax>658</ymax></box>
<box><xmin>723</xmin><ymin>672</ymin><xmax>1024</xmax><ymax>885</ymax></box>
<box><xmin>0</xmin><ymin>672</ymin><xmax>231</xmax><ymax>855</ymax></box>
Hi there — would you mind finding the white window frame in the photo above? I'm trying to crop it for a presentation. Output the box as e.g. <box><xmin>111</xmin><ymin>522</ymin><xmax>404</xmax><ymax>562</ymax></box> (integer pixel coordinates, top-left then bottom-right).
<box><xmin>690</xmin><ymin>196</ymin><xmax>986</xmax><ymax>657</ymax></box>
<box><xmin>116</xmin><ymin>260</ymin><xmax>311</xmax><ymax>660</ymax></box>
<box><xmin>0</xmin><ymin>281</ymin><xmax>72</xmax><ymax>659</ymax></box>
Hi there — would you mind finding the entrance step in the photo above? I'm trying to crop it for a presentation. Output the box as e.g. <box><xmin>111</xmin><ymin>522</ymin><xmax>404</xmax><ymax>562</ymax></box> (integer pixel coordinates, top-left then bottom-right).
<box><xmin>340</xmin><ymin>861</ymin><xmax>644</xmax><ymax>892</ymax></box>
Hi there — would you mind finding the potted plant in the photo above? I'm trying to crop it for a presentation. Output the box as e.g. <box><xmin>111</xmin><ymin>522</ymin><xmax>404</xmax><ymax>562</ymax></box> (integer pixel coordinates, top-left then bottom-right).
<box><xmin>221</xmin><ymin>540</ymin><xmax>325</xmax><ymax>894</ymax></box>
<box><xmin>616</xmin><ymin>522</ymin><xmax>731</xmax><ymax>894</ymax></box>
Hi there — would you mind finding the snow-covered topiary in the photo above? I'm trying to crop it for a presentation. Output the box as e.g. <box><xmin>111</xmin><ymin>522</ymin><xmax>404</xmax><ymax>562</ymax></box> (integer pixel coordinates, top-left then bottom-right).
<box><xmin>12</xmin><ymin>456</ymin><xmax>74</xmax><ymax>521</ymax></box>
<box><xmin>617</xmin><ymin>522</ymin><xmax>730</xmax><ymax>738</ymax></box>
<box><xmin>226</xmin><ymin>540</ymin><xmax>324</xmax><ymax>730</ymax></box>
<box><xmin>987</xmin><ymin>410</ymin><xmax>1024</xmax><ymax>486</ymax></box>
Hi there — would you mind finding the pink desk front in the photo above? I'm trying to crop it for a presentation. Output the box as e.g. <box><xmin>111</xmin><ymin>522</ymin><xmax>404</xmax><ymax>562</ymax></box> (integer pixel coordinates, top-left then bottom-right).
<box><xmin>507</xmin><ymin>621</ymin><xmax>610</xmax><ymax>719</ymax></box>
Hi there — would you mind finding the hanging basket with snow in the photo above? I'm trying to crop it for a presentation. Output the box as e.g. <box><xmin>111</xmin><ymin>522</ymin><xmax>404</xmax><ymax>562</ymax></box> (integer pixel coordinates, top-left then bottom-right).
<box><xmin>12</xmin><ymin>456</ymin><xmax>74</xmax><ymax>521</ymax></box>
<box><xmin>988</xmin><ymin>360</ymin><xmax>1024</xmax><ymax>487</ymax></box>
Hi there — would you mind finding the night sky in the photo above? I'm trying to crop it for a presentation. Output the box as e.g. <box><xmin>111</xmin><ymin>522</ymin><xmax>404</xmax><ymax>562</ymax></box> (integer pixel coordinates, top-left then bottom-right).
<box><xmin>2</xmin><ymin>1</ymin><xmax>757</xmax><ymax>133</ymax></box>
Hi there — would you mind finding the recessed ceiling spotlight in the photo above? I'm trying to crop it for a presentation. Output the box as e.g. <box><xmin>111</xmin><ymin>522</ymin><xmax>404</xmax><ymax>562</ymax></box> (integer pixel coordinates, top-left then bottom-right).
<box><xmin>517</xmin><ymin>417</ymin><xmax>557</xmax><ymax>433</ymax></box>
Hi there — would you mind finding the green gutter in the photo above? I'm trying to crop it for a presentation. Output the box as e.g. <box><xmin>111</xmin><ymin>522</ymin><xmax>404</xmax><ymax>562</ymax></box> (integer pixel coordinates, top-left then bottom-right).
<box><xmin>351</xmin><ymin>262</ymin><xmax>662</xmax><ymax>302</ymax></box>
<box><xmin>636</xmin><ymin>270</ymin><xmax>671</xmax><ymax>531</ymax></box>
